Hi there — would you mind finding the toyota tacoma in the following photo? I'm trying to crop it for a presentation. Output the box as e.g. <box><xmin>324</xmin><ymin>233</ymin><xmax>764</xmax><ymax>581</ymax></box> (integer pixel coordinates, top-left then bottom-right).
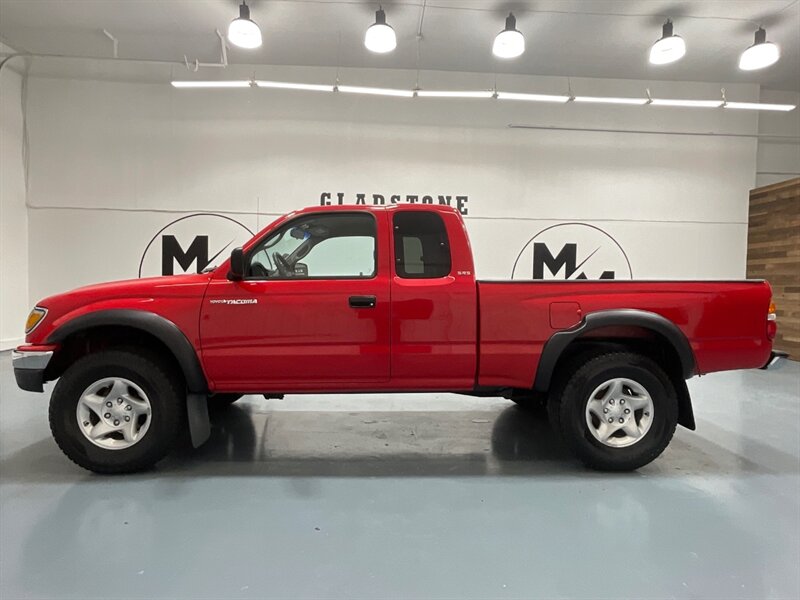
<box><xmin>13</xmin><ymin>205</ymin><xmax>784</xmax><ymax>473</ymax></box>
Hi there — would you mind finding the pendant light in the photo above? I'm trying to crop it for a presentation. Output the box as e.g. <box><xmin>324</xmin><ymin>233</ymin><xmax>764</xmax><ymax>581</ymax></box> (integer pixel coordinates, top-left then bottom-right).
<box><xmin>739</xmin><ymin>27</ymin><xmax>780</xmax><ymax>70</ymax></box>
<box><xmin>228</xmin><ymin>1</ymin><xmax>262</xmax><ymax>49</ymax></box>
<box><xmin>649</xmin><ymin>20</ymin><xmax>685</xmax><ymax>65</ymax></box>
<box><xmin>493</xmin><ymin>13</ymin><xmax>525</xmax><ymax>59</ymax></box>
<box><xmin>364</xmin><ymin>7</ymin><xmax>397</xmax><ymax>53</ymax></box>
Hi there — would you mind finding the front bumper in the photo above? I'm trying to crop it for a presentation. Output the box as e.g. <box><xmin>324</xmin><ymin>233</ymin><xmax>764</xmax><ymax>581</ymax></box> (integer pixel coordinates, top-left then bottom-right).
<box><xmin>12</xmin><ymin>347</ymin><xmax>55</xmax><ymax>392</ymax></box>
<box><xmin>760</xmin><ymin>350</ymin><xmax>790</xmax><ymax>370</ymax></box>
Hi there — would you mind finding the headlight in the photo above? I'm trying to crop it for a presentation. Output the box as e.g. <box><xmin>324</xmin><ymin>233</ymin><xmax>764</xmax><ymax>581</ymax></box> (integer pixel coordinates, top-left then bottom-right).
<box><xmin>25</xmin><ymin>307</ymin><xmax>48</xmax><ymax>334</ymax></box>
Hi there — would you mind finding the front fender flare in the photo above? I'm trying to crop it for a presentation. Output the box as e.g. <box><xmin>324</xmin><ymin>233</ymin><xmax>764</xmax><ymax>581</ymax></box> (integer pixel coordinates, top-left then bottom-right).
<box><xmin>46</xmin><ymin>309</ymin><xmax>208</xmax><ymax>393</ymax></box>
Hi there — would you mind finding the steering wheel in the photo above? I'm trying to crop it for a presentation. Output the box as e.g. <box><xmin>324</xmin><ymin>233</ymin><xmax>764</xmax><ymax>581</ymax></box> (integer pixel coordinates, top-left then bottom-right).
<box><xmin>273</xmin><ymin>252</ymin><xmax>292</xmax><ymax>277</ymax></box>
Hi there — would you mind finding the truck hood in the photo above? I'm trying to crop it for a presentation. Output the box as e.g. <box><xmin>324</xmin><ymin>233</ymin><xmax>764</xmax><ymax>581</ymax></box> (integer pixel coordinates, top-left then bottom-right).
<box><xmin>27</xmin><ymin>273</ymin><xmax>213</xmax><ymax>344</ymax></box>
<box><xmin>38</xmin><ymin>273</ymin><xmax>212</xmax><ymax>306</ymax></box>
<box><xmin>49</xmin><ymin>273</ymin><xmax>213</xmax><ymax>300</ymax></box>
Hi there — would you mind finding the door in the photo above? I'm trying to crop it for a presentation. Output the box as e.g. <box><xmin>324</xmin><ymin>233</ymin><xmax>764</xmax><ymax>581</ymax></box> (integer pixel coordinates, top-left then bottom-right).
<box><xmin>390</xmin><ymin>210</ymin><xmax>477</xmax><ymax>389</ymax></box>
<box><xmin>200</xmin><ymin>211</ymin><xmax>391</xmax><ymax>391</ymax></box>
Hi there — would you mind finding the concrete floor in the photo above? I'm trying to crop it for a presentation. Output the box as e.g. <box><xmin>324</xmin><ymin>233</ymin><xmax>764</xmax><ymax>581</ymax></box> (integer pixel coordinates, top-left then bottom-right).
<box><xmin>1</xmin><ymin>352</ymin><xmax>798</xmax><ymax>600</ymax></box>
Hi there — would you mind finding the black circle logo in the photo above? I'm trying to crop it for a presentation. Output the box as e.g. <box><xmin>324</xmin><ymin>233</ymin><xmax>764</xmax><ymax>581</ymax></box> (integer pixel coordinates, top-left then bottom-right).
<box><xmin>512</xmin><ymin>223</ymin><xmax>632</xmax><ymax>280</ymax></box>
<box><xmin>139</xmin><ymin>214</ymin><xmax>254</xmax><ymax>278</ymax></box>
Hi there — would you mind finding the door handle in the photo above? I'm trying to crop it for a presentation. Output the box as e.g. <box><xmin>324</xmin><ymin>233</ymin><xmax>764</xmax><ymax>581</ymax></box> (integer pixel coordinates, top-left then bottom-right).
<box><xmin>349</xmin><ymin>295</ymin><xmax>377</xmax><ymax>308</ymax></box>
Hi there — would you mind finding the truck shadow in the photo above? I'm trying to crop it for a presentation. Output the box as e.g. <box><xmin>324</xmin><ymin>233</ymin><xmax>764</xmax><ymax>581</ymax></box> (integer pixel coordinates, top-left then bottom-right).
<box><xmin>1</xmin><ymin>401</ymin><xmax>795</xmax><ymax>482</ymax></box>
<box><xmin>162</xmin><ymin>402</ymin><xmax>796</xmax><ymax>478</ymax></box>
<box><xmin>158</xmin><ymin>402</ymin><xmax>582</xmax><ymax>477</ymax></box>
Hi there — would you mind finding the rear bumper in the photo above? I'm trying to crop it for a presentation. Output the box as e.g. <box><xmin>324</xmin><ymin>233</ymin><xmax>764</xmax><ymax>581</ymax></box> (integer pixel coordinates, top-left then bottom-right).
<box><xmin>12</xmin><ymin>347</ymin><xmax>55</xmax><ymax>392</ymax></box>
<box><xmin>760</xmin><ymin>350</ymin><xmax>789</xmax><ymax>370</ymax></box>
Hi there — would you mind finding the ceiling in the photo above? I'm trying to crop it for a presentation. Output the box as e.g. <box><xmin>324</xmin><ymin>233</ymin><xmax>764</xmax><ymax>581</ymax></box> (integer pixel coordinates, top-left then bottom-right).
<box><xmin>1</xmin><ymin>0</ymin><xmax>798</xmax><ymax>91</ymax></box>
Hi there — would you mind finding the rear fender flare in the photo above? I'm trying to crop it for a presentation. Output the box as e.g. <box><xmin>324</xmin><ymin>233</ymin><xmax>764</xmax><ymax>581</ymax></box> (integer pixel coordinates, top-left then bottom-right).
<box><xmin>533</xmin><ymin>309</ymin><xmax>696</xmax><ymax>393</ymax></box>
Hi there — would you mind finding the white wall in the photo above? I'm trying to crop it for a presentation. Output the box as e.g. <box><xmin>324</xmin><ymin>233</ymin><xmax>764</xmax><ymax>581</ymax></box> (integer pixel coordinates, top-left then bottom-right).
<box><xmin>20</xmin><ymin>64</ymin><xmax>763</xmax><ymax>304</ymax></box>
<box><xmin>756</xmin><ymin>89</ymin><xmax>800</xmax><ymax>189</ymax></box>
<box><xmin>0</xmin><ymin>61</ymin><xmax>29</xmax><ymax>350</ymax></box>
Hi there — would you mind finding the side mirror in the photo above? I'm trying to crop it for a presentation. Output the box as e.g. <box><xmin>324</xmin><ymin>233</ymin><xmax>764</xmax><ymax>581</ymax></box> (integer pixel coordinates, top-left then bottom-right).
<box><xmin>228</xmin><ymin>247</ymin><xmax>245</xmax><ymax>280</ymax></box>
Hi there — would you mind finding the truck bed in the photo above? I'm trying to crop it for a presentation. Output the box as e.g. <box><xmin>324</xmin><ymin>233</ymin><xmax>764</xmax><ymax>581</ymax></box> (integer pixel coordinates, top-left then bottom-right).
<box><xmin>476</xmin><ymin>280</ymin><xmax>773</xmax><ymax>389</ymax></box>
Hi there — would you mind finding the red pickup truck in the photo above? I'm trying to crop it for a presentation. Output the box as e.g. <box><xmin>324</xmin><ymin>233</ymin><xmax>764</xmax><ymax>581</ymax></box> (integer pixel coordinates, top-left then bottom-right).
<box><xmin>13</xmin><ymin>205</ymin><xmax>783</xmax><ymax>474</ymax></box>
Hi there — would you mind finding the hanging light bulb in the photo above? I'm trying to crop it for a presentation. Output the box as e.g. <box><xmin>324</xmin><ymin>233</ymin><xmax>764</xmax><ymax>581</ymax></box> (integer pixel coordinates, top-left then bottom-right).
<box><xmin>493</xmin><ymin>12</ymin><xmax>525</xmax><ymax>59</ymax></box>
<box><xmin>739</xmin><ymin>27</ymin><xmax>780</xmax><ymax>70</ymax></box>
<box><xmin>649</xmin><ymin>20</ymin><xmax>685</xmax><ymax>65</ymax></box>
<box><xmin>228</xmin><ymin>1</ymin><xmax>262</xmax><ymax>49</ymax></box>
<box><xmin>364</xmin><ymin>7</ymin><xmax>397</xmax><ymax>53</ymax></box>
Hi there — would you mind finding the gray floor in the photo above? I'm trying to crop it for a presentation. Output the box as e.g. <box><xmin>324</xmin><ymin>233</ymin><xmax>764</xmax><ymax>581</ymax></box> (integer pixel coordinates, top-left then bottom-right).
<box><xmin>1</xmin><ymin>353</ymin><xmax>798</xmax><ymax>600</ymax></box>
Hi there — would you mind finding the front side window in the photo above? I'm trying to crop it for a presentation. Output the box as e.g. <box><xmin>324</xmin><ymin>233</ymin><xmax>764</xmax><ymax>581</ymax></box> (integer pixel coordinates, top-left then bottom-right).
<box><xmin>393</xmin><ymin>212</ymin><xmax>451</xmax><ymax>278</ymax></box>
<box><xmin>247</xmin><ymin>213</ymin><xmax>376</xmax><ymax>279</ymax></box>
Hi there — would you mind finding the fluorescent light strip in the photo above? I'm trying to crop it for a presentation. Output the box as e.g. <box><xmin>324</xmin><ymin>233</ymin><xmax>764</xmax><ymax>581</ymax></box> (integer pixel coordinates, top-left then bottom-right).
<box><xmin>416</xmin><ymin>90</ymin><xmax>495</xmax><ymax>98</ymax></box>
<box><xmin>650</xmin><ymin>98</ymin><xmax>723</xmax><ymax>108</ymax></box>
<box><xmin>256</xmin><ymin>80</ymin><xmax>334</xmax><ymax>92</ymax></box>
<box><xmin>573</xmin><ymin>96</ymin><xmax>648</xmax><ymax>105</ymax></box>
<box><xmin>169</xmin><ymin>81</ymin><xmax>796</xmax><ymax>113</ymax></box>
<box><xmin>337</xmin><ymin>85</ymin><xmax>414</xmax><ymax>98</ymax></box>
<box><xmin>496</xmin><ymin>92</ymin><xmax>570</xmax><ymax>103</ymax></box>
<box><xmin>171</xmin><ymin>80</ymin><xmax>252</xmax><ymax>88</ymax></box>
<box><xmin>724</xmin><ymin>101</ymin><xmax>796</xmax><ymax>112</ymax></box>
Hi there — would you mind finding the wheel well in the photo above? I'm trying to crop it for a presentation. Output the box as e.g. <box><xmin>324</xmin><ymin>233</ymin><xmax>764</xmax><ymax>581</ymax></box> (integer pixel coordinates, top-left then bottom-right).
<box><xmin>547</xmin><ymin>326</ymin><xmax>695</xmax><ymax>430</ymax></box>
<box><xmin>552</xmin><ymin>326</ymin><xmax>684</xmax><ymax>383</ymax></box>
<box><xmin>44</xmin><ymin>325</ymin><xmax>185</xmax><ymax>389</ymax></box>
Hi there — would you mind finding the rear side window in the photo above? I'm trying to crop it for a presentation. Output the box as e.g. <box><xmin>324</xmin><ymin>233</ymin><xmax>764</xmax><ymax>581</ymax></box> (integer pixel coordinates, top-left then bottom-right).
<box><xmin>393</xmin><ymin>212</ymin><xmax>451</xmax><ymax>278</ymax></box>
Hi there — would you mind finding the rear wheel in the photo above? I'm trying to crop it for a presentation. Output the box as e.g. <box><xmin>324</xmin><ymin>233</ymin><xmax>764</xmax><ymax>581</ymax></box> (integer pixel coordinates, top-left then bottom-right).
<box><xmin>550</xmin><ymin>352</ymin><xmax>678</xmax><ymax>471</ymax></box>
<box><xmin>49</xmin><ymin>349</ymin><xmax>184</xmax><ymax>474</ymax></box>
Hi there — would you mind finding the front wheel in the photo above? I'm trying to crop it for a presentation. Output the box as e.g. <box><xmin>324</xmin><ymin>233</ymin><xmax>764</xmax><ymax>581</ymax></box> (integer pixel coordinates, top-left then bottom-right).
<box><xmin>550</xmin><ymin>352</ymin><xmax>678</xmax><ymax>471</ymax></box>
<box><xmin>49</xmin><ymin>349</ymin><xmax>185</xmax><ymax>474</ymax></box>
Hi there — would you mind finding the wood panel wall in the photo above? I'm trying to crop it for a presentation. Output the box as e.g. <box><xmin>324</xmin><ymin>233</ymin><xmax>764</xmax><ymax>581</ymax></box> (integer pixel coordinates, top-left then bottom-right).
<box><xmin>747</xmin><ymin>177</ymin><xmax>800</xmax><ymax>359</ymax></box>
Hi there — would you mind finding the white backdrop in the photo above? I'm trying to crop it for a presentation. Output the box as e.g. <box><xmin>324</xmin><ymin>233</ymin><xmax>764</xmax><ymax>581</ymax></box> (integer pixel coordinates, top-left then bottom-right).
<box><xmin>12</xmin><ymin>65</ymin><xmax>762</xmax><ymax>331</ymax></box>
<box><xmin>757</xmin><ymin>89</ymin><xmax>800</xmax><ymax>188</ymax></box>
<box><xmin>0</xmin><ymin>65</ymin><xmax>29</xmax><ymax>349</ymax></box>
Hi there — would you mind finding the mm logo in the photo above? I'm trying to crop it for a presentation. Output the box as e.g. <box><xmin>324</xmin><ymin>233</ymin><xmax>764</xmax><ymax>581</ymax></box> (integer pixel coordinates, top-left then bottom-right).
<box><xmin>139</xmin><ymin>214</ymin><xmax>254</xmax><ymax>278</ymax></box>
<box><xmin>512</xmin><ymin>223</ymin><xmax>632</xmax><ymax>280</ymax></box>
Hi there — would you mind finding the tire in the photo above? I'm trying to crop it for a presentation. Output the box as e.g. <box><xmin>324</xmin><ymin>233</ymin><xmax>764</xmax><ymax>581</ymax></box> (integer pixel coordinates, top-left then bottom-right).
<box><xmin>49</xmin><ymin>349</ymin><xmax>185</xmax><ymax>474</ymax></box>
<box><xmin>549</xmin><ymin>352</ymin><xmax>678</xmax><ymax>471</ymax></box>
<box><xmin>208</xmin><ymin>393</ymin><xmax>243</xmax><ymax>410</ymax></box>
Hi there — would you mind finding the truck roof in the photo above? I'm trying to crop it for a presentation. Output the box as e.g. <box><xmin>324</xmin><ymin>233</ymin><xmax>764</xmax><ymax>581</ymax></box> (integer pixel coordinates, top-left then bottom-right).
<box><xmin>293</xmin><ymin>203</ymin><xmax>463</xmax><ymax>216</ymax></box>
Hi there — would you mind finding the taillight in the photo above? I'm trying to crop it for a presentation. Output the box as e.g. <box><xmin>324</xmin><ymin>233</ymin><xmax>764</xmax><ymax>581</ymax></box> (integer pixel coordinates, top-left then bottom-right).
<box><xmin>767</xmin><ymin>301</ymin><xmax>777</xmax><ymax>340</ymax></box>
